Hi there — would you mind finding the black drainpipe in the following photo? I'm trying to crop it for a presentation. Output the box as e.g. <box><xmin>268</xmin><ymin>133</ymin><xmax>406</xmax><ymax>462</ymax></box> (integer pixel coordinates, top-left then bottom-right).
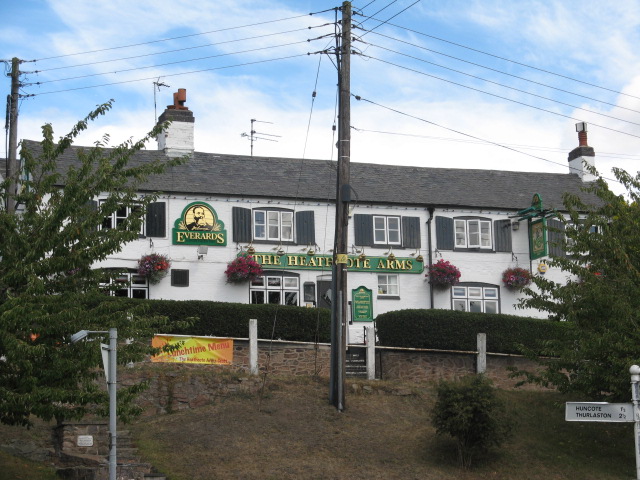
<box><xmin>426</xmin><ymin>206</ymin><xmax>435</xmax><ymax>309</ymax></box>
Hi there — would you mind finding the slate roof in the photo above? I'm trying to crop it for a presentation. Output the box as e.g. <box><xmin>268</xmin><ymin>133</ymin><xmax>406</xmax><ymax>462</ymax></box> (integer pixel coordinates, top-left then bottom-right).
<box><xmin>20</xmin><ymin>139</ymin><xmax>596</xmax><ymax>212</ymax></box>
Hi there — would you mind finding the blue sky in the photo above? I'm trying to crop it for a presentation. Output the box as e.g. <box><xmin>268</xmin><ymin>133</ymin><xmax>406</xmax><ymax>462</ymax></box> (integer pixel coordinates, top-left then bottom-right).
<box><xmin>2</xmin><ymin>0</ymin><xmax>640</xmax><ymax>195</ymax></box>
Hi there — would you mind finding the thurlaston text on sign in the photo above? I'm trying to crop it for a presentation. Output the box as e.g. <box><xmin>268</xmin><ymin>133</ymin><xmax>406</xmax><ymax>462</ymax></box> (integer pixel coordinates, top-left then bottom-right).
<box><xmin>151</xmin><ymin>334</ymin><xmax>233</xmax><ymax>365</ymax></box>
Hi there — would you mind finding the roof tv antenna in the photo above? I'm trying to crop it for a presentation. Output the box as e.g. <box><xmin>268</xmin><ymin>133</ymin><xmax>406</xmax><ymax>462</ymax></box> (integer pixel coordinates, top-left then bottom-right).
<box><xmin>153</xmin><ymin>78</ymin><xmax>170</xmax><ymax>123</ymax></box>
<box><xmin>241</xmin><ymin>118</ymin><xmax>281</xmax><ymax>156</ymax></box>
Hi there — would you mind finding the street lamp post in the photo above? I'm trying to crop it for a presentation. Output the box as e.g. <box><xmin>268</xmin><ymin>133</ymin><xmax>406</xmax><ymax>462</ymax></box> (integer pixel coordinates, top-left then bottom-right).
<box><xmin>71</xmin><ymin>328</ymin><xmax>117</xmax><ymax>480</ymax></box>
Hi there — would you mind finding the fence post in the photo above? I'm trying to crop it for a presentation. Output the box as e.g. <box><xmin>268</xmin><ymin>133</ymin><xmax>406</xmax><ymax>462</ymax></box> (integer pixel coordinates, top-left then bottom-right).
<box><xmin>476</xmin><ymin>333</ymin><xmax>487</xmax><ymax>374</ymax></box>
<box><xmin>249</xmin><ymin>319</ymin><xmax>258</xmax><ymax>376</ymax></box>
<box><xmin>366</xmin><ymin>326</ymin><xmax>376</xmax><ymax>380</ymax></box>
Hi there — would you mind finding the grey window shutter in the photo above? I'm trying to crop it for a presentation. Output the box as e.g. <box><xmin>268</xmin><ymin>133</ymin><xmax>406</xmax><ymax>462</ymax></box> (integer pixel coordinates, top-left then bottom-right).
<box><xmin>547</xmin><ymin>218</ymin><xmax>566</xmax><ymax>257</ymax></box>
<box><xmin>232</xmin><ymin>207</ymin><xmax>252</xmax><ymax>243</ymax></box>
<box><xmin>296</xmin><ymin>211</ymin><xmax>315</xmax><ymax>246</ymax></box>
<box><xmin>146</xmin><ymin>202</ymin><xmax>166</xmax><ymax>238</ymax></box>
<box><xmin>435</xmin><ymin>217</ymin><xmax>454</xmax><ymax>250</ymax></box>
<box><xmin>353</xmin><ymin>214</ymin><xmax>373</xmax><ymax>246</ymax></box>
<box><xmin>493</xmin><ymin>219</ymin><xmax>512</xmax><ymax>252</ymax></box>
<box><xmin>402</xmin><ymin>216</ymin><xmax>421</xmax><ymax>248</ymax></box>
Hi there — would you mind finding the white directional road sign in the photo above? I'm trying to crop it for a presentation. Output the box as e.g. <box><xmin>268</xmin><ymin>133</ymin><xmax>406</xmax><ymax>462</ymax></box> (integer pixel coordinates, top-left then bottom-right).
<box><xmin>565</xmin><ymin>402</ymin><xmax>635</xmax><ymax>422</ymax></box>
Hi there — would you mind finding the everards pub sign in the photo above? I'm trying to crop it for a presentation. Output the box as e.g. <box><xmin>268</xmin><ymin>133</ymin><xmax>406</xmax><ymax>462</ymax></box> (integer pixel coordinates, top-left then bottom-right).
<box><xmin>252</xmin><ymin>252</ymin><xmax>424</xmax><ymax>274</ymax></box>
<box><xmin>172</xmin><ymin>202</ymin><xmax>227</xmax><ymax>246</ymax></box>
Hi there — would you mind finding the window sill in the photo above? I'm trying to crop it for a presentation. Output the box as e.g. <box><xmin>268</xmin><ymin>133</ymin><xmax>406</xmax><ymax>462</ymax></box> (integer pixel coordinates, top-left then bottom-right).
<box><xmin>377</xmin><ymin>295</ymin><xmax>400</xmax><ymax>300</ymax></box>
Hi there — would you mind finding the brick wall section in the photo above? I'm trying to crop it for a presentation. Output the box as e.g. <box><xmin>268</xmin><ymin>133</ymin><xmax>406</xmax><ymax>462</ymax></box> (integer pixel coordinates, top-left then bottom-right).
<box><xmin>378</xmin><ymin>349</ymin><xmax>542</xmax><ymax>389</ymax></box>
<box><xmin>119</xmin><ymin>339</ymin><xmax>544</xmax><ymax>417</ymax></box>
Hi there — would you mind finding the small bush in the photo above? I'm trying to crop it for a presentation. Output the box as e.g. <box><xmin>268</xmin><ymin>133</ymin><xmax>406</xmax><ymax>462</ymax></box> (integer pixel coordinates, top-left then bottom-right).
<box><xmin>430</xmin><ymin>375</ymin><xmax>513</xmax><ymax>469</ymax></box>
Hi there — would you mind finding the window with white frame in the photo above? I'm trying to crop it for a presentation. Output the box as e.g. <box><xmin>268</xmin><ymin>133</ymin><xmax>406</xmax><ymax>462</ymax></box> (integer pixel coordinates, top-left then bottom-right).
<box><xmin>250</xmin><ymin>274</ymin><xmax>299</xmax><ymax>306</ymax></box>
<box><xmin>451</xmin><ymin>285</ymin><xmax>499</xmax><ymax>313</ymax></box>
<box><xmin>377</xmin><ymin>274</ymin><xmax>399</xmax><ymax>297</ymax></box>
<box><xmin>373</xmin><ymin>216</ymin><xmax>401</xmax><ymax>245</ymax></box>
<box><xmin>100</xmin><ymin>201</ymin><xmax>144</xmax><ymax>235</ymax></box>
<box><xmin>454</xmin><ymin>219</ymin><xmax>492</xmax><ymax>249</ymax></box>
<box><xmin>106</xmin><ymin>270</ymin><xmax>149</xmax><ymax>299</ymax></box>
<box><xmin>253</xmin><ymin>210</ymin><xmax>293</xmax><ymax>242</ymax></box>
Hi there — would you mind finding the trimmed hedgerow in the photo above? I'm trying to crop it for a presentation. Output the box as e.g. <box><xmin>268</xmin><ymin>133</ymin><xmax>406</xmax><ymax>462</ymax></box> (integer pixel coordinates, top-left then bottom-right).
<box><xmin>139</xmin><ymin>299</ymin><xmax>331</xmax><ymax>343</ymax></box>
<box><xmin>375</xmin><ymin>309</ymin><xmax>570</xmax><ymax>354</ymax></box>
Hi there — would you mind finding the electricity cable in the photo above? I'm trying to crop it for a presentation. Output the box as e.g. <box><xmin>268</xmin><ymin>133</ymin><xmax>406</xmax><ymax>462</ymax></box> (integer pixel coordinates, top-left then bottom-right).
<box><xmin>33</xmin><ymin>25</ymin><xmax>331</xmax><ymax>73</ymax></box>
<box><xmin>359</xmin><ymin>42</ymin><xmax>640</xmax><ymax>127</ymax></box>
<box><xmin>363</xmin><ymin>30</ymin><xmax>640</xmax><ymax>116</ymax></box>
<box><xmin>356</xmin><ymin>16</ymin><xmax>640</xmax><ymax>101</ymax></box>
<box><xmin>23</xmin><ymin>53</ymin><xmax>312</xmax><ymax>97</ymax></box>
<box><xmin>32</xmin><ymin>10</ymin><xmax>336</xmax><ymax>62</ymax></box>
<box><xmin>29</xmin><ymin>39</ymin><xmax>315</xmax><ymax>85</ymax></box>
<box><xmin>352</xmin><ymin>93</ymin><xmax>621</xmax><ymax>184</ymax></box>
<box><xmin>359</xmin><ymin>54</ymin><xmax>640</xmax><ymax>141</ymax></box>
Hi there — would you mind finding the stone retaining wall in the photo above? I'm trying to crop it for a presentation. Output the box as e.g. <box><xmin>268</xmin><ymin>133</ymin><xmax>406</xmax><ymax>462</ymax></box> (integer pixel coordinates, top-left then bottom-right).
<box><xmin>120</xmin><ymin>339</ymin><xmax>543</xmax><ymax>417</ymax></box>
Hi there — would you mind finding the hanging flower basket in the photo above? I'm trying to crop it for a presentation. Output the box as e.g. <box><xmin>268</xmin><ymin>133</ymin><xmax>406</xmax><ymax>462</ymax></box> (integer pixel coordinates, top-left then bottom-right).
<box><xmin>427</xmin><ymin>259</ymin><xmax>461</xmax><ymax>287</ymax></box>
<box><xmin>137</xmin><ymin>253</ymin><xmax>171</xmax><ymax>284</ymax></box>
<box><xmin>501</xmin><ymin>267</ymin><xmax>532</xmax><ymax>290</ymax></box>
<box><xmin>225</xmin><ymin>253</ymin><xmax>264</xmax><ymax>284</ymax></box>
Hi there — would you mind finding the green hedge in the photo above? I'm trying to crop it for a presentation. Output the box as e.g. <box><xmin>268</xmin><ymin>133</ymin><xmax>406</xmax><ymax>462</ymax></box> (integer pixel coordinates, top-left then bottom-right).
<box><xmin>375</xmin><ymin>309</ymin><xmax>570</xmax><ymax>354</ymax></box>
<box><xmin>140</xmin><ymin>299</ymin><xmax>331</xmax><ymax>343</ymax></box>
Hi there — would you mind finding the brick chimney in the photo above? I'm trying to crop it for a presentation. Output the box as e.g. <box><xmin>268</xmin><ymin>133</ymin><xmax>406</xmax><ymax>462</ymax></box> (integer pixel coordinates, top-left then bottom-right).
<box><xmin>568</xmin><ymin>122</ymin><xmax>595</xmax><ymax>182</ymax></box>
<box><xmin>156</xmin><ymin>88</ymin><xmax>194</xmax><ymax>157</ymax></box>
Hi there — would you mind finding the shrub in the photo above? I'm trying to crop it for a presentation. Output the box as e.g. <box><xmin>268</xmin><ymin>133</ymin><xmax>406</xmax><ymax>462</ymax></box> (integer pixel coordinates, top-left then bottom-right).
<box><xmin>375</xmin><ymin>308</ymin><xmax>569</xmax><ymax>354</ymax></box>
<box><xmin>136</xmin><ymin>299</ymin><xmax>331</xmax><ymax>343</ymax></box>
<box><xmin>430</xmin><ymin>375</ymin><xmax>513</xmax><ymax>468</ymax></box>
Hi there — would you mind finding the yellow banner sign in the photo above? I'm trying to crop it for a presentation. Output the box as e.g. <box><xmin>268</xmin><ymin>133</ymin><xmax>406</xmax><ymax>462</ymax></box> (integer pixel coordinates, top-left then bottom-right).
<box><xmin>151</xmin><ymin>335</ymin><xmax>233</xmax><ymax>365</ymax></box>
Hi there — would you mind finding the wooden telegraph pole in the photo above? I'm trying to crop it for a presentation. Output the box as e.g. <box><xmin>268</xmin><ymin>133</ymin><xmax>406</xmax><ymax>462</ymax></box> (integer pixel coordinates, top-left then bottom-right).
<box><xmin>5</xmin><ymin>57</ymin><xmax>21</xmax><ymax>214</ymax></box>
<box><xmin>329</xmin><ymin>1</ymin><xmax>351</xmax><ymax>411</ymax></box>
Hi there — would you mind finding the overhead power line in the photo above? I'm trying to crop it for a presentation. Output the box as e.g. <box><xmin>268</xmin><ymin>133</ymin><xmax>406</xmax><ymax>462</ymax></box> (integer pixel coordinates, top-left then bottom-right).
<box><xmin>33</xmin><ymin>26</ymin><xmax>330</xmax><ymax>73</ymax></box>
<box><xmin>363</xmin><ymin>30</ymin><xmax>640</xmax><ymax>116</ymax></box>
<box><xmin>32</xmin><ymin>11</ymin><xmax>337</xmax><ymax>62</ymax></box>
<box><xmin>28</xmin><ymin>39</ymin><xmax>314</xmax><ymax>86</ymax></box>
<box><xmin>357</xmin><ymin>16</ymin><xmax>640</xmax><ymax>101</ymax></box>
<box><xmin>352</xmin><ymin>93</ymin><xmax>621</xmax><ymax>184</ymax></box>
<box><xmin>350</xmin><ymin>127</ymin><xmax>640</xmax><ymax>160</ymax></box>
<box><xmin>360</xmin><ymin>54</ymin><xmax>640</xmax><ymax>141</ymax></box>
<box><xmin>23</xmin><ymin>53</ymin><xmax>312</xmax><ymax>97</ymax></box>
<box><xmin>359</xmin><ymin>43</ymin><xmax>640</xmax><ymax>127</ymax></box>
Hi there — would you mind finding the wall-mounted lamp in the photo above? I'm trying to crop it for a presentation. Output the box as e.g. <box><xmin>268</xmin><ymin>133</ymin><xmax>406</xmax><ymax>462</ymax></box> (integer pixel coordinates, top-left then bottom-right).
<box><xmin>245</xmin><ymin>243</ymin><xmax>255</xmax><ymax>255</ymax></box>
<box><xmin>385</xmin><ymin>247</ymin><xmax>396</xmax><ymax>261</ymax></box>
<box><xmin>197</xmin><ymin>245</ymin><xmax>208</xmax><ymax>260</ymax></box>
<box><xmin>271</xmin><ymin>243</ymin><xmax>285</xmax><ymax>256</ymax></box>
<box><xmin>512</xmin><ymin>222</ymin><xmax>520</xmax><ymax>231</ymax></box>
<box><xmin>358</xmin><ymin>248</ymin><xmax>367</xmax><ymax>261</ymax></box>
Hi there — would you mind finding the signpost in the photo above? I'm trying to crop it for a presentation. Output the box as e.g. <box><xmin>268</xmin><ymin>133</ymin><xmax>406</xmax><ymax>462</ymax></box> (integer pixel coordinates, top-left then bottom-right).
<box><xmin>565</xmin><ymin>402</ymin><xmax>634</xmax><ymax>422</ymax></box>
<box><xmin>566</xmin><ymin>366</ymin><xmax>640</xmax><ymax>479</ymax></box>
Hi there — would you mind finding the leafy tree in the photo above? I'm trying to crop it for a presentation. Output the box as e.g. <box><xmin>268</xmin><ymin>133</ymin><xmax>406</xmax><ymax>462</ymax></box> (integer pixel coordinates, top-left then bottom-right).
<box><xmin>430</xmin><ymin>375</ymin><xmax>513</xmax><ymax>469</ymax></box>
<box><xmin>517</xmin><ymin>167</ymin><xmax>640</xmax><ymax>401</ymax></box>
<box><xmin>0</xmin><ymin>101</ymin><xmax>184</xmax><ymax>426</ymax></box>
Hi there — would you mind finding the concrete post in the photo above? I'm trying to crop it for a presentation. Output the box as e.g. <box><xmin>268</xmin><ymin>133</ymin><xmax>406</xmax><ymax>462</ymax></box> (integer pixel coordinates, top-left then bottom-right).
<box><xmin>366</xmin><ymin>326</ymin><xmax>376</xmax><ymax>380</ymax></box>
<box><xmin>249</xmin><ymin>319</ymin><xmax>258</xmax><ymax>375</ymax></box>
<box><xmin>476</xmin><ymin>333</ymin><xmax>487</xmax><ymax>374</ymax></box>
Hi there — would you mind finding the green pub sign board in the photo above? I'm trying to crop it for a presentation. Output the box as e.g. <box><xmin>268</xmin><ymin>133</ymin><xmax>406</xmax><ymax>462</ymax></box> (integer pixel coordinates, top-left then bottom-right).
<box><xmin>529</xmin><ymin>218</ymin><xmax>547</xmax><ymax>260</ymax></box>
<box><xmin>351</xmin><ymin>286</ymin><xmax>373</xmax><ymax>322</ymax></box>
<box><xmin>252</xmin><ymin>253</ymin><xmax>424</xmax><ymax>274</ymax></box>
<box><xmin>172</xmin><ymin>202</ymin><xmax>227</xmax><ymax>246</ymax></box>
